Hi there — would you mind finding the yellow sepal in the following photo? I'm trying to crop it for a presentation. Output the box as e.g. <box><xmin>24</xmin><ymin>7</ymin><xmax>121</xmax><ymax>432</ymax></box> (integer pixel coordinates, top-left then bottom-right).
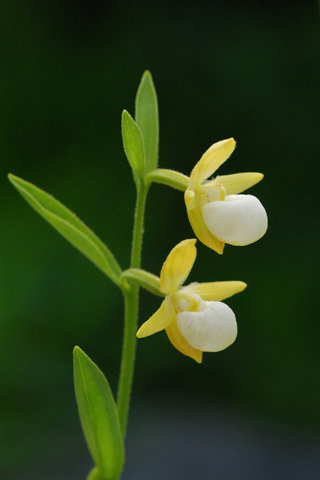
<box><xmin>181</xmin><ymin>281</ymin><xmax>247</xmax><ymax>301</ymax></box>
<box><xmin>160</xmin><ymin>239</ymin><xmax>197</xmax><ymax>295</ymax></box>
<box><xmin>213</xmin><ymin>172</ymin><xmax>264</xmax><ymax>195</ymax></box>
<box><xmin>189</xmin><ymin>138</ymin><xmax>236</xmax><ymax>185</ymax></box>
<box><xmin>166</xmin><ymin>319</ymin><xmax>202</xmax><ymax>363</ymax></box>
<box><xmin>137</xmin><ymin>297</ymin><xmax>174</xmax><ymax>338</ymax></box>
<box><xmin>185</xmin><ymin>190</ymin><xmax>224</xmax><ymax>255</ymax></box>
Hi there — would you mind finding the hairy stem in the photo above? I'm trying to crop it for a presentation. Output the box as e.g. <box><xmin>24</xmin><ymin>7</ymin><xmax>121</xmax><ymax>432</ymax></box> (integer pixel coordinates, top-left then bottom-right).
<box><xmin>117</xmin><ymin>181</ymin><xmax>148</xmax><ymax>437</ymax></box>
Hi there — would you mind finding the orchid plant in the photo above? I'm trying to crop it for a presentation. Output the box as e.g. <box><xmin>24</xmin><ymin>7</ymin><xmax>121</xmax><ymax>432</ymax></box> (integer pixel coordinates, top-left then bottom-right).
<box><xmin>8</xmin><ymin>71</ymin><xmax>267</xmax><ymax>480</ymax></box>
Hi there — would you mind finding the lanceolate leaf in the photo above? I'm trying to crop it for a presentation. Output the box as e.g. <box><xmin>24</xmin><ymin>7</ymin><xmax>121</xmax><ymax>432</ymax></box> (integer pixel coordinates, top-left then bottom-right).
<box><xmin>74</xmin><ymin>347</ymin><xmax>124</xmax><ymax>480</ymax></box>
<box><xmin>121</xmin><ymin>110</ymin><xmax>145</xmax><ymax>179</ymax></box>
<box><xmin>135</xmin><ymin>71</ymin><xmax>159</xmax><ymax>173</ymax></box>
<box><xmin>8</xmin><ymin>174</ymin><xmax>122</xmax><ymax>287</ymax></box>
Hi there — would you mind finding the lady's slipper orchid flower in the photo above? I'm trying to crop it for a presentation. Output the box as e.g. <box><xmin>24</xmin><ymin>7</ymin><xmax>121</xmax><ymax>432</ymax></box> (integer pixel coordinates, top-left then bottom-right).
<box><xmin>184</xmin><ymin>138</ymin><xmax>268</xmax><ymax>254</ymax></box>
<box><xmin>137</xmin><ymin>239</ymin><xmax>246</xmax><ymax>363</ymax></box>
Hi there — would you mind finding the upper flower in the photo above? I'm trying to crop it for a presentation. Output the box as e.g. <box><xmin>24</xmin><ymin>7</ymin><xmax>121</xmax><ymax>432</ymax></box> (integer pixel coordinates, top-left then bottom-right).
<box><xmin>136</xmin><ymin>239</ymin><xmax>246</xmax><ymax>363</ymax></box>
<box><xmin>184</xmin><ymin>138</ymin><xmax>268</xmax><ymax>254</ymax></box>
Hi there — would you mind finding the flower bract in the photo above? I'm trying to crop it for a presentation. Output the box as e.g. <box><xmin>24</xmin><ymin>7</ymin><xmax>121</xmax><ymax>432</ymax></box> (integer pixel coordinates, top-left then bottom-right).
<box><xmin>136</xmin><ymin>239</ymin><xmax>246</xmax><ymax>362</ymax></box>
<box><xmin>184</xmin><ymin>138</ymin><xmax>268</xmax><ymax>254</ymax></box>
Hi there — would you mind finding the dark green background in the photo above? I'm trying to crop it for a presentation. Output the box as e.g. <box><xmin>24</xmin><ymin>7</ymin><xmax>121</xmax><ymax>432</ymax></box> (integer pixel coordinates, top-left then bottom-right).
<box><xmin>1</xmin><ymin>1</ymin><xmax>319</xmax><ymax>478</ymax></box>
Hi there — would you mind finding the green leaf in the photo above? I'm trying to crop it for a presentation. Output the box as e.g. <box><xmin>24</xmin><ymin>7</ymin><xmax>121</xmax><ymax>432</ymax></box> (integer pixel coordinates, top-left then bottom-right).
<box><xmin>87</xmin><ymin>466</ymin><xmax>105</xmax><ymax>480</ymax></box>
<box><xmin>8</xmin><ymin>174</ymin><xmax>122</xmax><ymax>288</ymax></box>
<box><xmin>74</xmin><ymin>346</ymin><xmax>124</xmax><ymax>480</ymax></box>
<box><xmin>121</xmin><ymin>110</ymin><xmax>145</xmax><ymax>179</ymax></box>
<box><xmin>135</xmin><ymin>71</ymin><xmax>159</xmax><ymax>173</ymax></box>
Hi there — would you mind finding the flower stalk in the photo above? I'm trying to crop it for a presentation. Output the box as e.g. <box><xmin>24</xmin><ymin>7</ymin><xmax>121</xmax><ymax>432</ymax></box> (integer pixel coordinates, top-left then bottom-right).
<box><xmin>121</xmin><ymin>268</ymin><xmax>163</xmax><ymax>297</ymax></box>
<box><xmin>146</xmin><ymin>168</ymin><xmax>189</xmax><ymax>191</ymax></box>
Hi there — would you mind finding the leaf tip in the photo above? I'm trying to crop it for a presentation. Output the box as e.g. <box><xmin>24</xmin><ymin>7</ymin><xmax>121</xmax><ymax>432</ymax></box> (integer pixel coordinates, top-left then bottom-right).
<box><xmin>121</xmin><ymin>109</ymin><xmax>132</xmax><ymax>120</ymax></box>
<box><xmin>7</xmin><ymin>173</ymin><xmax>17</xmax><ymax>185</ymax></box>
<box><xmin>73</xmin><ymin>345</ymin><xmax>84</xmax><ymax>361</ymax></box>
<box><xmin>142</xmin><ymin>69</ymin><xmax>151</xmax><ymax>79</ymax></box>
<box><xmin>121</xmin><ymin>109</ymin><xmax>136</xmax><ymax>130</ymax></box>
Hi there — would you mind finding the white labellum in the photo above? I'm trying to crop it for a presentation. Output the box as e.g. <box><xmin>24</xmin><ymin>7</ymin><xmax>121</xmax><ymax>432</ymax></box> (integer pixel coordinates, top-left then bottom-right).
<box><xmin>202</xmin><ymin>194</ymin><xmax>268</xmax><ymax>246</ymax></box>
<box><xmin>177</xmin><ymin>301</ymin><xmax>237</xmax><ymax>352</ymax></box>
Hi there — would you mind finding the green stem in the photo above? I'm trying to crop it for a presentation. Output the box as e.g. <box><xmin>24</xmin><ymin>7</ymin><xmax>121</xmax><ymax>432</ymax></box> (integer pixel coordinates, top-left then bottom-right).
<box><xmin>117</xmin><ymin>181</ymin><xmax>148</xmax><ymax>437</ymax></box>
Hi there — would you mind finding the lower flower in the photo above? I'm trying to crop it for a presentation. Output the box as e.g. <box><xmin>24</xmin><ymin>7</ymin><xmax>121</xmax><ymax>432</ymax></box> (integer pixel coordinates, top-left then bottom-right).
<box><xmin>136</xmin><ymin>239</ymin><xmax>246</xmax><ymax>363</ymax></box>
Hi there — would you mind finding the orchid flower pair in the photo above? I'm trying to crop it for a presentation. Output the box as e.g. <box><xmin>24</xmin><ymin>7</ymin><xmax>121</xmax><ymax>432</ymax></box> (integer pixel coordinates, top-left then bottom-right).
<box><xmin>137</xmin><ymin>138</ymin><xmax>267</xmax><ymax>362</ymax></box>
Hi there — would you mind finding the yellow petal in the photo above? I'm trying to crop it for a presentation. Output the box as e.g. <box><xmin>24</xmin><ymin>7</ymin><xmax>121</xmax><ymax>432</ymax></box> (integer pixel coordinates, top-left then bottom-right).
<box><xmin>137</xmin><ymin>297</ymin><xmax>174</xmax><ymax>338</ymax></box>
<box><xmin>182</xmin><ymin>281</ymin><xmax>247</xmax><ymax>301</ymax></box>
<box><xmin>185</xmin><ymin>190</ymin><xmax>224</xmax><ymax>254</ymax></box>
<box><xmin>160</xmin><ymin>239</ymin><xmax>197</xmax><ymax>295</ymax></box>
<box><xmin>189</xmin><ymin>138</ymin><xmax>236</xmax><ymax>185</ymax></box>
<box><xmin>213</xmin><ymin>172</ymin><xmax>264</xmax><ymax>195</ymax></box>
<box><xmin>166</xmin><ymin>318</ymin><xmax>203</xmax><ymax>363</ymax></box>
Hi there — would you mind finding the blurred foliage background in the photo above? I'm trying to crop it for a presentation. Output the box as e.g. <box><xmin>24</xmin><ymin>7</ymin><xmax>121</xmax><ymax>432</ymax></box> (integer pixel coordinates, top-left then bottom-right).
<box><xmin>1</xmin><ymin>0</ymin><xmax>319</xmax><ymax>478</ymax></box>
